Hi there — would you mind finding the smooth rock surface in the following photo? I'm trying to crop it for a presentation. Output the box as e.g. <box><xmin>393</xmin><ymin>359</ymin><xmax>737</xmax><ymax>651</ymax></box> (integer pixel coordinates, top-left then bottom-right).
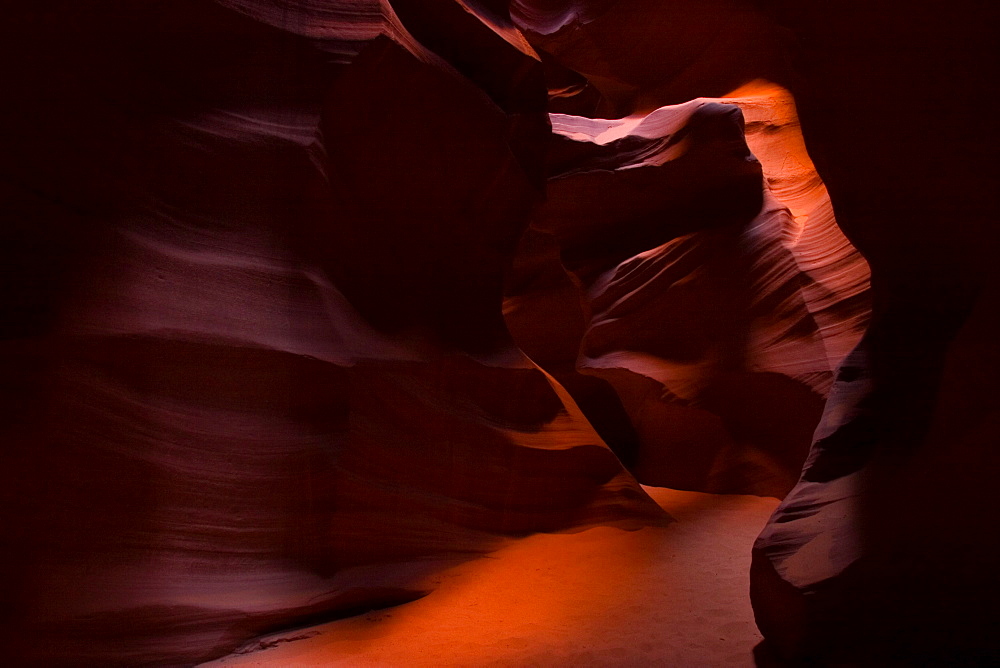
<box><xmin>4</xmin><ymin>1</ymin><xmax>997</xmax><ymax>665</ymax></box>
<box><xmin>0</xmin><ymin>4</ymin><xmax>665</xmax><ymax>664</ymax></box>
<box><xmin>505</xmin><ymin>84</ymin><xmax>870</xmax><ymax>497</ymax></box>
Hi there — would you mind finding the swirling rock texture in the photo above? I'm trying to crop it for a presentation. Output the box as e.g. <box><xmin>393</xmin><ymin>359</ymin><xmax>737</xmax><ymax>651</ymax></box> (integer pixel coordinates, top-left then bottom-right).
<box><xmin>505</xmin><ymin>85</ymin><xmax>871</xmax><ymax>498</ymax></box>
<box><xmin>502</xmin><ymin>1</ymin><xmax>999</xmax><ymax>665</ymax></box>
<box><xmin>747</xmin><ymin>3</ymin><xmax>1000</xmax><ymax>666</ymax></box>
<box><xmin>1</xmin><ymin>2</ymin><xmax>665</xmax><ymax>665</ymax></box>
<box><xmin>2</xmin><ymin>1</ymin><xmax>997</xmax><ymax>667</ymax></box>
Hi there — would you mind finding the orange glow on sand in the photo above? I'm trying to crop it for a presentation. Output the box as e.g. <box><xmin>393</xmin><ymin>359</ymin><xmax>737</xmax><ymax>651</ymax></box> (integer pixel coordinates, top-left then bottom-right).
<box><xmin>205</xmin><ymin>488</ymin><xmax>777</xmax><ymax>667</ymax></box>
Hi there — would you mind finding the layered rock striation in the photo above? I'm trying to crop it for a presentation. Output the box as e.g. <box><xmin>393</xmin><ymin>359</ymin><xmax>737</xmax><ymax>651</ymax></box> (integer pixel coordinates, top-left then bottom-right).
<box><xmin>1</xmin><ymin>3</ymin><xmax>665</xmax><ymax>664</ymax></box>
<box><xmin>3</xmin><ymin>1</ymin><xmax>996</xmax><ymax>666</ymax></box>
<box><xmin>505</xmin><ymin>85</ymin><xmax>870</xmax><ymax>497</ymax></box>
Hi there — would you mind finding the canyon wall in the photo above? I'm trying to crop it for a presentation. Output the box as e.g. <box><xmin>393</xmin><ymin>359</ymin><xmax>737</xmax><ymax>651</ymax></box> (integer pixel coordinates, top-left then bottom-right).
<box><xmin>1</xmin><ymin>1</ymin><xmax>995</xmax><ymax>665</ymax></box>
<box><xmin>1</xmin><ymin>3</ymin><xmax>665</xmax><ymax>664</ymax></box>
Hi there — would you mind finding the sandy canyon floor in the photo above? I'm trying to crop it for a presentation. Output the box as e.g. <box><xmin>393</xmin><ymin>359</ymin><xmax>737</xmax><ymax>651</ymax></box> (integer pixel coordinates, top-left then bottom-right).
<box><xmin>204</xmin><ymin>487</ymin><xmax>777</xmax><ymax>667</ymax></box>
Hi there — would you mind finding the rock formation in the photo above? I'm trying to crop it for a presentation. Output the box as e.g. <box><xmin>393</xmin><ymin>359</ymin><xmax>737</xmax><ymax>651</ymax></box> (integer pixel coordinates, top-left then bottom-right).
<box><xmin>2</xmin><ymin>1</ymin><xmax>996</xmax><ymax>666</ymax></box>
<box><xmin>505</xmin><ymin>84</ymin><xmax>870</xmax><ymax>498</ymax></box>
<box><xmin>1</xmin><ymin>3</ymin><xmax>664</xmax><ymax>664</ymax></box>
<box><xmin>499</xmin><ymin>1</ymin><xmax>1000</xmax><ymax>663</ymax></box>
<box><xmin>748</xmin><ymin>3</ymin><xmax>1000</xmax><ymax>665</ymax></box>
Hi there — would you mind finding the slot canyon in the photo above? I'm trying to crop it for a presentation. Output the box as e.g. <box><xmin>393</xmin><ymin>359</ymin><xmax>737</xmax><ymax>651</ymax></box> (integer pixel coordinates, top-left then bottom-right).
<box><xmin>1</xmin><ymin>1</ymin><xmax>997</xmax><ymax>666</ymax></box>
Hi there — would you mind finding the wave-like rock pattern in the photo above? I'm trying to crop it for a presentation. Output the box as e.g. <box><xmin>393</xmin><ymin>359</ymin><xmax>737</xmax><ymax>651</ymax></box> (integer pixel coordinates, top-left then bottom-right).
<box><xmin>5</xmin><ymin>1</ymin><xmax>997</xmax><ymax>665</ymax></box>
<box><xmin>504</xmin><ymin>5</ymin><xmax>999</xmax><ymax>660</ymax></box>
<box><xmin>506</xmin><ymin>86</ymin><xmax>870</xmax><ymax>497</ymax></box>
<box><xmin>747</xmin><ymin>4</ymin><xmax>1000</xmax><ymax>664</ymax></box>
<box><xmin>1</xmin><ymin>3</ymin><xmax>665</xmax><ymax>665</ymax></box>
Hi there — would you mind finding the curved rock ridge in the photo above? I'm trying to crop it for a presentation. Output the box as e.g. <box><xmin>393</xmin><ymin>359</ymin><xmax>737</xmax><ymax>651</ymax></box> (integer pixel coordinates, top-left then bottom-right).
<box><xmin>505</xmin><ymin>85</ymin><xmax>871</xmax><ymax>497</ymax></box>
<box><xmin>1</xmin><ymin>3</ymin><xmax>666</xmax><ymax>665</ymax></box>
<box><xmin>746</xmin><ymin>3</ymin><xmax>1000</xmax><ymax>664</ymax></box>
<box><xmin>214</xmin><ymin>0</ymin><xmax>417</xmax><ymax>61</ymax></box>
<box><xmin>498</xmin><ymin>1</ymin><xmax>998</xmax><ymax>661</ymax></box>
<box><xmin>752</xmin><ymin>272</ymin><xmax>1000</xmax><ymax>665</ymax></box>
<box><xmin>721</xmin><ymin>81</ymin><xmax>872</xmax><ymax>370</ymax></box>
<box><xmin>509</xmin><ymin>0</ymin><xmax>791</xmax><ymax>115</ymax></box>
<box><xmin>510</xmin><ymin>0</ymin><xmax>619</xmax><ymax>36</ymax></box>
<box><xmin>749</xmin><ymin>339</ymin><xmax>875</xmax><ymax>660</ymax></box>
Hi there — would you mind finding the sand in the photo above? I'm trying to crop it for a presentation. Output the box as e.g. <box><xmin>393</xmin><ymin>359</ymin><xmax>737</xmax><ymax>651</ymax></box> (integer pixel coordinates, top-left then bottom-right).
<box><xmin>203</xmin><ymin>487</ymin><xmax>777</xmax><ymax>667</ymax></box>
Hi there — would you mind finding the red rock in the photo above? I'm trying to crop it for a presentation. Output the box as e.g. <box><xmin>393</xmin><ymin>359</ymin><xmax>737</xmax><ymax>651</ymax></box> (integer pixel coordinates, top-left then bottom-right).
<box><xmin>505</xmin><ymin>89</ymin><xmax>870</xmax><ymax>496</ymax></box>
<box><xmin>750</xmin><ymin>3</ymin><xmax>1000</xmax><ymax>663</ymax></box>
<box><xmin>3</xmin><ymin>1</ymin><xmax>997</xmax><ymax>665</ymax></box>
<box><xmin>0</xmin><ymin>4</ymin><xmax>664</xmax><ymax>664</ymax></box>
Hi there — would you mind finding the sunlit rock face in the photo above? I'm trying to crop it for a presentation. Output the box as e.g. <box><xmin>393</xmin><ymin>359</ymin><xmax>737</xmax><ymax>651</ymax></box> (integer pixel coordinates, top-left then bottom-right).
<box><xmin>498</xmin><ymin>1</ymin><xmax>997</xmax><ymax>663</ymax></box>
<box><xmin>505</xmin><ymin>86</ymin><xmax>870</xmax><ymax>497</ymax></box>
<box><xmin>748</xmin><ymin>3</ymin><xmax>1000</xmax><ymax>665</ymax></box>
